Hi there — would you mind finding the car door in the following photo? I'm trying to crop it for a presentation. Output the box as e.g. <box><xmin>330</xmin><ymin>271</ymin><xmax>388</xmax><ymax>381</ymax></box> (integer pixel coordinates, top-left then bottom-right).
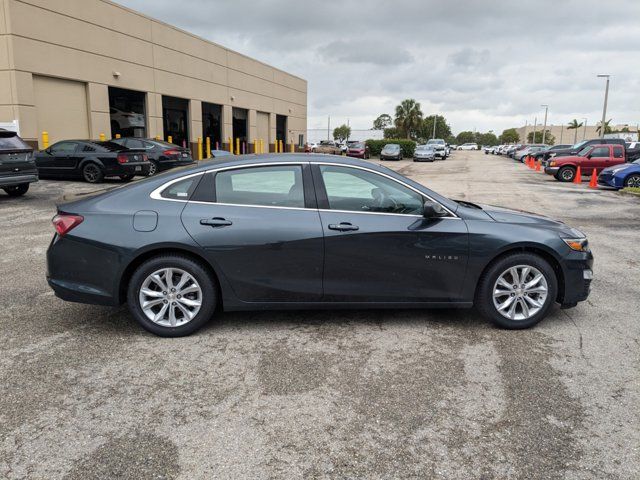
<box><xmin>35</xmin><ymin>141</ymin><xmax>79</xmax><ymax>175</ymax></box>
<box><xmin>313</xmin><ymin>163</ymin><xmax>469</xmax><ymax>303</ymax></box>
<box><xmin>586</xmin><ymin>146</ymin><xmax>610</xmax><ymax>173</ymax></box>
<box><xmin>180</xmin><ymin>162</ymin><xmax>324</xmax><ymax>302</ymax></box>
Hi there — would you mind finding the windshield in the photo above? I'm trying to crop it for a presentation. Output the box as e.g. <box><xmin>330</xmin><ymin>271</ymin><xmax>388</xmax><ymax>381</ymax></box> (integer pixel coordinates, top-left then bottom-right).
<box><xmin>0</xmin><ymin>133</ymin><xmax>31</xmax><ymax>150</ymax></box>
<box><xmin>384</xmin><ymin>144</ymin><xmax>400</xmax><ymax>150</ymax></box>
<box><xmin>416</xmin><ymin>145</ymin><xmax>432</xmax><ymax>151</ymax></box>
<box><xmin>427</xmin><ymin>139</ymin><xmax>444</xmax><ymax>145</ymax></box>
<box><xmin>350</xmin><ymin>142</ymin><xmax>364</xmax><ymax>148</ymax></box>
<box><xmin>572</xmin><ymin>140</ymin><xmax>588</xmax><ymax>150</ymax></box>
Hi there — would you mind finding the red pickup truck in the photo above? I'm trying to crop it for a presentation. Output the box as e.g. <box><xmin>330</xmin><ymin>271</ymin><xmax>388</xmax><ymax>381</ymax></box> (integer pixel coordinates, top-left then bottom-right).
<box><xmin>544</xmin><ymin>144</ymin><xmax>626</xmax><ymax>182</ymax></box>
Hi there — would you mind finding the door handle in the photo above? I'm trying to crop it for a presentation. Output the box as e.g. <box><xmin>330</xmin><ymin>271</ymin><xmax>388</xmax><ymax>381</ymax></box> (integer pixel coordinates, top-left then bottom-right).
<box><xmin>328</xmin><ymin>222</ymin><xmax>359</xmax><ymax>232</ymax></box>
<box><xmin>200</xmin><ymin>217</ymin><xmax>232</xmax><ymax>227</ymax></box>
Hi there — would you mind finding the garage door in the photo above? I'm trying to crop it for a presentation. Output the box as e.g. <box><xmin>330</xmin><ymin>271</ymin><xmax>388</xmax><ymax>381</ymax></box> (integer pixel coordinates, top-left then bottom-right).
<box><xmin>33</xmin><ymin>76</ymin><xmax>89</xmax><ymax>146</ymax></box>
<box><xmin>257</xmin><ymin>111</ymin><xmax>269</xmax><ymax>144</ymax></box>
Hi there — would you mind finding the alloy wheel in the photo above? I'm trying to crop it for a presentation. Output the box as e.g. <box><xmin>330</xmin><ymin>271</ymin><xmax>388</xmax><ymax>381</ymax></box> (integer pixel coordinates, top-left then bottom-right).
<box><xmin>148</xmin><ymin>161</ymin><xmax>158</xmax><ymax>176</ymax></box>
<box><xmin>626</xmin><ymin>175</ymin><xmax>640</xmax><ymax>188</ymax></box>
<box><xmin>492</xmin><ymin>265</ymin><xmax>548</xmax><ymax>321</ymax></box>
<box><xmin>138</xmin><ymin>267</ymin><xmax>202</xmax><ymax>327</ymax></box>
<box><xmin>83</xmin><ymin>164</ymin><xmax>100</xmax><ymax>183</ymax></box>
<box><xmin>560</xmin><ymin>168</ymin><xmax>575</xmax><ymax>181</ymax></box>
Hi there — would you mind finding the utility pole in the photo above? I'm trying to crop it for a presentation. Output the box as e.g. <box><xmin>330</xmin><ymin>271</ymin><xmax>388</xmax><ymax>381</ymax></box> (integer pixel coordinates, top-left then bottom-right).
<box><xmin>560</xmin><ymin>124</ymin><xmax>563</xmax><ymax>143</ymax></box>
<box><xmin>541</xmin><ymin>104</ymin><xmax>548</xmax><ymax>144</ymax></box>
<box><xmin>532</xmin><ymin>117</ymin><xmax>537</xmax><ymax>144</ymax></box>
<box><xmin>597</xmin><ymin>74</ymin><xmax>610</xmax><ymax>139</ymax></box>
<box><xmin>327</xmin><ymin>116</ymin><xmax>330</xmax><ymax>141</ymax></box>
<box><xmin>432</xmin><ymin>114</ymin><xmax>437</xmax><ymax>139</ymax></box>
<box><xmin>583</xmin><ymin>118</ymin><xmax>588</xmax><ymax>140</ymax></box>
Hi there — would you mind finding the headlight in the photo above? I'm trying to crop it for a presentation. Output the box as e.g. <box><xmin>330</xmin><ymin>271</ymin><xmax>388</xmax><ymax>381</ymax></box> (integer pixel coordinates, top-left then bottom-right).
<box><xmin>549</xmin><ymin>161</ymin><xmax>556</xmax><ymax>167</ymax></box>
<box><xmin>563</xmin><ymin>238</ymin><xmax>590</xmax><ymax>252</ymax></box>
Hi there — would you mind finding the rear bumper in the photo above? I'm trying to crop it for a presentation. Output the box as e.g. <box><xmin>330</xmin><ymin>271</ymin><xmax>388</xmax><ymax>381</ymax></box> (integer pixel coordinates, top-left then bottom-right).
<box><xmin>158</xmin><ymin>158</ymin><xmax>195</xmax><ymax>170</ymax></box>
<box><xmin>0</xmin><ymin>173</ymin><xmax>38</xmax><ymax>187</ymax></box>
<box><xmin>104</xmin><ymin>162</ymin><xmax>150</xmax><ymax>176</ymax></box>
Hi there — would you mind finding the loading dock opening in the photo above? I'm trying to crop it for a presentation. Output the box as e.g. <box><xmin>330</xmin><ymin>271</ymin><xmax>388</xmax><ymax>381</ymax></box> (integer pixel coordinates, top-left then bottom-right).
<box><xmin>108</xmin><ymin>87</ymin><xmax>146</xmax><ymax>139</ymax></box>
<box><xmin>232</xmin><ymin>107</ymin><xmax>248</xmax><ymax>151</ymax></box>
<box><xmin>202</xmin><ymin>103</ymin><xmax>222</xmax><ymax>150</ymax></box>
<box><xmin>276</xmin><ymin>114</ymin><xmax>287</xmax><ymax>149</ymax></box>
<box><xmin>162</xmin><ymin>96</ymin><xmax>189</xmax><ymax>148</ymax></box>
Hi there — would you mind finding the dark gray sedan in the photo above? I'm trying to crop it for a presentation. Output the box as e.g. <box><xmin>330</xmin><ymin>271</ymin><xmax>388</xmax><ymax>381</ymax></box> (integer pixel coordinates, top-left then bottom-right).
<box><xmin>47</xmin><ymin>154</ymin><xmax>593</xmax><ymax>336</ymax></box>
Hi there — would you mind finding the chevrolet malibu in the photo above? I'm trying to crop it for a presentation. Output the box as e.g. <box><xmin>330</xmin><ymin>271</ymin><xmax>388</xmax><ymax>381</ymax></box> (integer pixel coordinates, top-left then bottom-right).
<box><xmin>47</xmin><ymin>154</ymin><xmax>593</xmax><ymax>337</ymax></box>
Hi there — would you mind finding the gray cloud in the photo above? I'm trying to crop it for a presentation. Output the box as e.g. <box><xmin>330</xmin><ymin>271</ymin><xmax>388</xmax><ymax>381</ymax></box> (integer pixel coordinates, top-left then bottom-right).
<box><xmin>118</xmin><ymin>0</ymin><xmax>640</xmax><ymax>134</ymax></box>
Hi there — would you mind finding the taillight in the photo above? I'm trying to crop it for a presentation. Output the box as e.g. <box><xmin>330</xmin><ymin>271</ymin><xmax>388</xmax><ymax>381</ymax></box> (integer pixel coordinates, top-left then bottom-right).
<box><xmin>163</xmin><ymin>149</ymin><xmax>180</xmax><ymax>156</ymax></box>
<box><xmin>117</xmin><ymin>153</ymin><xmax>128</xmax><ymax>164</ymax></box>
<box><xmin>52</xmin><ymin>214</ymin><xmax>84</xmax><ymax>236</ymax></box>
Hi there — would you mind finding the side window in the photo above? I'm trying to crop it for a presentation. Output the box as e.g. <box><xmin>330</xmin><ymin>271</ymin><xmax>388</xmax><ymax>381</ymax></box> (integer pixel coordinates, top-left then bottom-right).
<box><xmin>161</xmin><ymin>175</ymin><xmax>200</xmax><ymax>200</ymax></box>
<box><xmin>319</xmin><ymin>165</ymin><xmax>424</xmax><ymax>215</ymax></box>
<box><xmin>215</xmin><ymin>165</ymin><xmax>304</xmax><ymax>208</ymax></box>
<box><xmin>591</xmin><ymin>147</ymin><xmax>609</xmax><ymax>157</ymax></box>
<box><xmin>126</xmin><ymin>139</ymin><xmax>145</xmax><ymax>149</ymax></box>
<box><xmin>49</xmin><ymin>142</ymin><xmax>77</xmax><ymax>154</ymax></box>
<box><xmin>613</xmin><ymin>146</ymin><xmax>624</xmax><ymax>158</ymax></box>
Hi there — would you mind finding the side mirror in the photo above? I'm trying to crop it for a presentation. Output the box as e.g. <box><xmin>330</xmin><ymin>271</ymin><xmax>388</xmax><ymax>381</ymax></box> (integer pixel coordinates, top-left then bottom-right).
<box><xmin>423</xmin><ymin>199</ymin><xmax>447</xmax><ymax>218</ymax></box>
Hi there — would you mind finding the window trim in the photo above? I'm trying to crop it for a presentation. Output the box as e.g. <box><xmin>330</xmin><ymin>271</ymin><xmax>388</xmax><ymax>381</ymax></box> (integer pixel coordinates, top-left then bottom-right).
<box><xmin>150</xmin><ymin>161</ymin><xmax>459</xmax><ymax>219</ymax></box>
<box><xmin>50</xmin><ymin>141</ymin><xmax>79</xmax><ymax>154</ymax></box>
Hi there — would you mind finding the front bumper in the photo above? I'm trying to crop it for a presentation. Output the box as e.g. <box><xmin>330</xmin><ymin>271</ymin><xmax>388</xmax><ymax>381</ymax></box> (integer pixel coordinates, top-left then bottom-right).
<box><xmin>560</xmin><ymin>250</ymin><xmax>594</xmax><ymax>305</ymax></box>
<box><xmin>414</xmin><ymin>155</ymin><xmax>434</xmax><ymax>161</ymax></box>
<box><xmin>597</xmin><ymin>172</ymin><xmax>622</xmax><ymax>189</ymax></box>
<box><xmin>545</xmin><ymin>167</ymin><xmax>560</xmax><ymax>175</ymax></box>
<box><xmin>0</xmin><ymin>173</ymin><xmax>38</xmax><ymax>187</ymax></box>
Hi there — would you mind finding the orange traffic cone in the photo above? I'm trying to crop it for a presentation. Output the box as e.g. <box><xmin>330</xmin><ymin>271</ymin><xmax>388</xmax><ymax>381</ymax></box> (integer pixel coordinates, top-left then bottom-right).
<box><xmin>589</xmin><ymin>168</ymin><xmax>598</xmax><ymax>188</ymax></box>
<box><xmin>535</xmin><ymin>160</ymin><xmax>541</xmax><ymax>172</ymax></box>
<box><xmin>573</xmin><ymin>166</ymin><xmax>582</xmax><ymax>184</ymax></box>
<box><xmin>527</xmin><ymin>156</ymin><xmax>532</xmax><ymax>168</ymax></box>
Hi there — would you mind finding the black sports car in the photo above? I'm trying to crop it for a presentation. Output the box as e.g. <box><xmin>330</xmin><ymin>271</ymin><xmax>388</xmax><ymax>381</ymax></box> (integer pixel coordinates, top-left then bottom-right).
<box><xmin>46</xmin><ymin>154</ymin><xmax>593</xmax><ymax>336</ymax></box>
<box><xmin>35</xmin><ymin>140</ymin><xmax>150</xmax><ymax>183</ymax></box>
<box><xmin>111</xmin><ymin>138</ymin><xmax>194</xmax><ymax>175</ymax></box>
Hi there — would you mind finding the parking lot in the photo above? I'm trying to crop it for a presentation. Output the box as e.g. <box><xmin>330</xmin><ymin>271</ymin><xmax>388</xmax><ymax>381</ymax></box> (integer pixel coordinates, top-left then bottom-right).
<box><xmin>1</xmin><ymin>150</ymin><xmax>638</xmax><ymax>479</ymax></box>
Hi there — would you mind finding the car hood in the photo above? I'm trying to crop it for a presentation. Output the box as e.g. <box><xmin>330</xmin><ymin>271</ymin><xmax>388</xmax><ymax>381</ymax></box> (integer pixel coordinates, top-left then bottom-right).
<box><xmin>479</xmin><ymin>204</ymin><xmax>567</xmax><ymax>228</ymax></box>
<box><xmin>601</xmin><ymin>163</ymin><xmax>637</xmax><ymax>174</ymax></box>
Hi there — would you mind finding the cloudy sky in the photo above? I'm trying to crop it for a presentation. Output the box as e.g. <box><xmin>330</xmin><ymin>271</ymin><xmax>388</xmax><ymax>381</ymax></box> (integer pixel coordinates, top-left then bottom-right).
<box><xmin>119</xmin><ymin>0</ymin><xmax>640</xmax><ymax>135</ymax></box>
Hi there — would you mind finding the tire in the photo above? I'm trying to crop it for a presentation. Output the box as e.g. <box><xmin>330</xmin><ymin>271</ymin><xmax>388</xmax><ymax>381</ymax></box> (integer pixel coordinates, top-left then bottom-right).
<box><xmin>127</xmin><ymin>255</ymin><xmax>218</xmax><ymax>337</ymax></box>
<box><xmin>475</xmin><ymin>253</ymin><xmax>557</xmax><ymax>329</ymax></box>
<box><xmin>82</xmin><ymin>162</ymin><xmax>104</xmax><ymax>183</ymax></box>
<box><xmin>624</xmin><ymin>173</ymin><xmax>640</xmax><ymax>188</ymax></box>
<box><xmin>147</xmin><ymin>160</ymin><xmax>159</xmax><ymax>176</ymax></box>
<box><xmin>557</xmin><ymin>166</ymin><xmax>576</xmax><ymax>182</ymax></box>
<box><xmin>3</xmin><ymin>183</ymin><xmax>29</xmax><ymax>196</ymax></box>
<box><xmin>120</xmin><ymin>174</ymin><xmax>135</xmax><ymax>182</ymax></box>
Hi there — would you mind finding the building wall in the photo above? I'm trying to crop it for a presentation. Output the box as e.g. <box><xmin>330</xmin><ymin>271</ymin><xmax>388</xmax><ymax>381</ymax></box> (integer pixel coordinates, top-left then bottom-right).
<box><xmin>515</xmin><ymin>123</ymin><xmax>639</xmax><ymax>145</ymax></box>
<box><xmin>0</xmin><ymin>0</ymin><xmax>307</xmax><ymax>151</ymax></box>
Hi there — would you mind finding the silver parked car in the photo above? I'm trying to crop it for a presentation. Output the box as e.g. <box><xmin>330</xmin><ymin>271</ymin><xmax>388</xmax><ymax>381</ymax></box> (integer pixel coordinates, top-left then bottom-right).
<box><xmin>413</xmin><ymin>144</ymin><xmax>436</xmax><ymax>162</ymax></box>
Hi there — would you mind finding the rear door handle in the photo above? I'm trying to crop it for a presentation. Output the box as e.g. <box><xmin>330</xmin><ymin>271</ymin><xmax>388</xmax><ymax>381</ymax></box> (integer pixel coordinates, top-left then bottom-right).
<box><xmin>200</xmin><ymin>217</ymin><xmax>232</xmax><ymax>227</ymax></box>
<box><xmin>328</xmin><ymin>222</ymin><xmax>359</xmax><ymax>232</ymax></box>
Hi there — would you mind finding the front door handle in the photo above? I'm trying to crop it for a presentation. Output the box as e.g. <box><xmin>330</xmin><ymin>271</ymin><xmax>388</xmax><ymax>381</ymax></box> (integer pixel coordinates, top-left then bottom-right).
<box><xmin>328</xmin><ymin>222</ymin><xmax>359</xmax><ymax>232</ymax></box>
<box><xmin>200</xmin><ymin>217</ymin><xmax>232</xmax><ymax>227</ymax></box>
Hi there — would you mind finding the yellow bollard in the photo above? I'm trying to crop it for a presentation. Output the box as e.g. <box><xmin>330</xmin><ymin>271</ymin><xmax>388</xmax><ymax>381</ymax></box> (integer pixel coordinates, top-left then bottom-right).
<box><xmin>99</xmin><ymin>133</ymin><xmax>106</xmax><ymax>141</ymax></box>
<box><xmin>197</xmin><ymin>136</ymin><xmax>203</xmax><ymax>161</ymax></box>
<box><xmin>259</xmin><ymin>139</ymin><xmax>263</xmax><ymax>154</ymax></box>
<box><xmin>115</xmin><ymin>133</ymin><xmax>121</xmax><ymax>139</ymax></box>
<box><xmin>168</xmin><ymin>135</ymin><xmax>173</xmax><ymax>144</ymax></box>
<box><xmin>155</xmin><ymin>135</ymin><xmax>161</xmax><ymax>141</ymax></box>
<box><xmin>290</xmin><ymin>142</ymin><xmax>294</xmax><ymax>153</ymax></box>
<box><xmin>279</xmin><ymin>140</ymin><xmax>283</xmax><ymax>153</ymax></box>
<box><xmin>206</xmin><ymin>137</ymin><xmax>211</xmax><ymax>158</ymax></box>
<box><xmin>42</xmin><ymin>131</ymin><xmax>49</xmax><ymax>149</ymax></box>
<box><xmin>228</xmin><ymin>137</ymin><xmax>233</xmax><ymax>153</ymax></box>
<box><xmin>253</xmin><ymin>139</ymin><xmax>258</xmax><ymax>155</ymax></box>
<box><xmin>236</xmin><ymin>137</ymin><xmax>240</xmax><ymax>155</ymax></box>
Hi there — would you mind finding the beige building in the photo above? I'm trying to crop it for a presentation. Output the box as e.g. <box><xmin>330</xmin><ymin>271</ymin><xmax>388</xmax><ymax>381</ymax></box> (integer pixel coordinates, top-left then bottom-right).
<box><xmin>0</xmin><ymin>0</ymin><xmax>307</xmax><ymax>153</ymax></box>
<box><xmin>515</xmin><ymin>123</ymin><xmax>638</xmax><ymax>145</ymax></box>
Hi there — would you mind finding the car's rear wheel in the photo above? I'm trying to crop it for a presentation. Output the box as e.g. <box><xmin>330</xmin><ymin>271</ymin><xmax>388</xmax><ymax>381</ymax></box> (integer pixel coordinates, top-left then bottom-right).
<box><xmin>475</xmin><ymin>253</ymin><xmax>557</xmax><ymax>329</ymax></box>
<box><xmin>127</xmin><ymin>255</ymin><xmax>217</xmax><ymax>337</ymax></box>
<box><xmin>624</xmin><ymin>174</ymin><xmax>640</xmax><ymax>188</ymax></box>
<box><xmin>3</xmin><ymin>183</ymin><xmax>29</xmax><ymax>196</ymax></box>
<box><xmin>82</xmin><ymin>163</ymin><xmax>104</xmax><ymax>183</ymax></box>
<box><xmin>557</xmin><ymin>166</ymin><xmax>576</xmax><ymax>182</ymax></box>
<box><xmin>147</xmin><ymin>160</ymin><xmax>159</xmax><ymax>176</ymax></box>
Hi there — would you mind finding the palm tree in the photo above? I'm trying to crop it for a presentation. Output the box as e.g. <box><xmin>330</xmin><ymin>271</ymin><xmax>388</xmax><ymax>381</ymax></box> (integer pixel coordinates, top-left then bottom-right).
<box><xmin>394</xmin><ymin>99</ymin><xmax>423</xmax><ymax>139</ymax></box>
<box><xmin>596</xmin><ymin>119</ymin><xmax>612</xmax><ymax>136</ymax></box>
<box><xmin>567</xmin><ymin>119</ymin><xmax>584</xmax><ymax>143</ymax></box>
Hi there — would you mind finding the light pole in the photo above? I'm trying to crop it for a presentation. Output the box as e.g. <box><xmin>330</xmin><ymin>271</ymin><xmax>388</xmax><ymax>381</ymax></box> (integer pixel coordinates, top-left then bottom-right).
<box><xmin>582</xmin><ymin>117</ymin><xmax>588</xmax><ymax>140</ymax></box>
<box><xmin>597</xmin><ymin>74</ymin><xmax>610</xmax><ymax>139</ymax></box>
<box><xmin>532</xmin><ymin>117</ymin><xmax>537</xmax><ymax>144</ymax></box>
<box><xmin>432</xmin><ymin>114</ymin><xmax>437</xmax><ymax>139</ymax></box>
<box><xmin>541</xmin><ymin>104</ymin><xmax>549</xmax><ymax>144</ymax></box>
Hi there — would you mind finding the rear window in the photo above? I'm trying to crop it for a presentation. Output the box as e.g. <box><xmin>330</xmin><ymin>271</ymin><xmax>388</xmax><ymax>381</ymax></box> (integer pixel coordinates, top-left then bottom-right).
<box><xmin>0</xmin><ymin>133</ymin><xmax>30</xmax><ymax>150</ymax></box>
<box><xmin>161</xmin><ymin>175</ymin><xmax>201</xmax><ymax>200</ymax></box>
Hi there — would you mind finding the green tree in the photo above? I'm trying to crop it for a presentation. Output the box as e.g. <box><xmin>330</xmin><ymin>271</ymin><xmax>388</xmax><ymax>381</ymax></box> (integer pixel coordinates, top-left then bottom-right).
<box><xmin>394</xmin><ymin>99</ymin><xmax>423</xmax><ymax>139</ymax></box>
<box><xmin>445</xmin><ymin>135</ymin><xmax>457</xmax><ymax>145</ymax></box>
<box><xmin>333</xmin><ymin>124</ymin><xmax>351</xmax><ymax>143</ymax></box>
<box><xmin>596</xmin><ymin>119</ymin><xmax>612</xmax><ymax>136</ymax></box>
<box><xmin>383</xmin><ymin>127</ymin><xmax>403</xmax><ymax>139</ymax></box>
<box><xmin>527</xmin><ymin>130</ymin><xmax>555</xmax><ymax>145</ymax></box>
<box><xmin>499</xmin><ymin>128</ymin><xmax>520</xmax><ymax>144</ymax></box>
<box><xmin>566</xmin><ymin>119</ymin><xmax>584</xmax><ymax>143</ymax></box>
<box><xmin>456</xmin><ymin>131</ymin><xmax>476</xmax><ymax>144</ymax></box>
<box><xmin>476</xmin><ymin>132</ymin><xmax>499</xmax><ymax>146</ymax></box>
<box><xmin>418</xmin><ymin>115</ymin><xmax>452</xmax><ymax>142</ymax></box>
<box><xmin>373</xmin><ymin>114</ymin><xmax>392</xmax><ymax>130</ymax></box>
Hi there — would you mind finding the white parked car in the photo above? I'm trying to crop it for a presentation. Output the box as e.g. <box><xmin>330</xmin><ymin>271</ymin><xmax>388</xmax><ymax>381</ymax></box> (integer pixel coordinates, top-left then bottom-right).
<box><xmin>426</xmin><ymin>139</ymin><xmax>448</xmax><ymax>159</ymax></box>
<box><xmin>110</xmin><ymin>107</ymin><xmax>145</xmax><ymax>129</ymax></box>
<box><xmin>457</xmin><ymin>143</ymin><xmax>478</xmax><ymax>150</ymax></box>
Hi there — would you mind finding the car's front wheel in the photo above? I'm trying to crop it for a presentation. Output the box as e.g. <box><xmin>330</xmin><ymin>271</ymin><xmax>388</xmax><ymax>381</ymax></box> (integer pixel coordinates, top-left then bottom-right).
<box><xmin>3</xmin><ymin>183</ymin><xmax>29</xmax><ymax>196</ymax></box>
<box><xmin>127</xmin><ymin>255</ymin><xmax>218</xmax><ymax>337</ymax></box>
<box><xmin>624</xmin><ymin>174</ymin><xmax>640</xmax><ymax>188</ymax></box>
<box><xmin>475</xmin><ymin>253</ymin><xmax>557</xmax><ymax>329</ymax></box>
<box><xmin>557</xmin><ymin>166</ymin><xmax>576</xmax><ymax>182</ymax></box>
